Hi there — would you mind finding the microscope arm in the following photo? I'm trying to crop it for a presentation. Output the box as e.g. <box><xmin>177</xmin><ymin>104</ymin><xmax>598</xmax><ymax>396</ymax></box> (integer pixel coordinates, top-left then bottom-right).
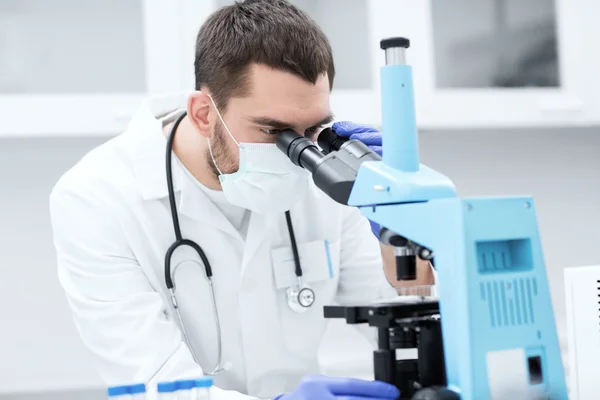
<box><xmin>277</xmin><ymin>128</ymin><xmax>437</xmax><ymax>284</ymax></box>
<box><xmin>279</xmin><ymin>36</ymin><xmax>568</xmax><ymax>400</ymax></box>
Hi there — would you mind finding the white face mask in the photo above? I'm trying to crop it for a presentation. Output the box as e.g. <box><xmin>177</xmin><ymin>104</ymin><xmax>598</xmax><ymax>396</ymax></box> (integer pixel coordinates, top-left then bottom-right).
<box><xmin>206</xmin><ymin>95</ymin><xmax>310</xmax><ymax>214</ymax></box>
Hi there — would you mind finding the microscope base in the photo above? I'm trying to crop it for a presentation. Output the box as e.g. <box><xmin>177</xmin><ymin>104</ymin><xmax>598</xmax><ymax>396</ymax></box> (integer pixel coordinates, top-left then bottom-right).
<box><xmin>324</xmin><ymin>301</ymin><xmax>448</xmax><ymax>399</ymax></box>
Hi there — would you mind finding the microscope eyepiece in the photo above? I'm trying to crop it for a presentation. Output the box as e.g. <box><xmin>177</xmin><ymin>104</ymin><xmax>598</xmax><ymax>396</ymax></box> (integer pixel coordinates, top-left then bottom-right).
<box><xmin>381</xmin><ymin>36</ymin><xmax>410</xmax><ymax>66</ymax></box>
<box><xmin>276</xmin><ymin>127</ymin><xmax>381</xmax><ymax>205</ymax></box>
<box><xmin>317</xmin><ymin>127</ymin><xmax>349</xmax><ymax>155</ymax></box>
<box><xmin>275</xmin><ymin>129</ymin><xmax>323</xmax><ymax>173</ymax></box>
<box><xmin>380</xmin><ymin>37</ymin><xmax>410</xmax><ymax>50</ymax></box>
<box><xmin>275</xmin><ymin>129</ymin><xmax>303</xmax><ymax>162</ymax></box>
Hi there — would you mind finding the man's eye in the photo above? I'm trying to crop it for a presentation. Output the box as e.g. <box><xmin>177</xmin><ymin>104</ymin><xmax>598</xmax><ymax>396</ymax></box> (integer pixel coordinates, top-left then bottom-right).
<box><xmin>262</xmin><ymin>128</ymin><xmax>281</xmax><ymax>135</ymax></box>
<box><xmin>261</xmin><ymin>126</ymin><xmax>322</xmax><ymax>137</ymax></box>
<box><xmin>305</xmin><ymin>126</ymin><xmax>322</xmax><ymax>139</ymax></box>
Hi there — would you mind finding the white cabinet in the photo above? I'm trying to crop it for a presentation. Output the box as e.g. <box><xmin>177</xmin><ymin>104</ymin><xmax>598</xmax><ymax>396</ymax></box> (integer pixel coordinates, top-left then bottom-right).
<box><xmin>185</xmin><ymin>0</ymin><xmax>600</xmax><ymax>129</ymax></box>
<box><xmin>4</xmin><ymin>0</ymin><xmax>597</xmax><ymax>136</ymax></box>
<box><xmin>0</xmin><ymin>0</ymin><xmax>188</xmax><ymax>137</ymax></box>
<box><xmin>373</xmin><ymin>0</ymin><xmax>598</xmax><ymax>129</ymax></box>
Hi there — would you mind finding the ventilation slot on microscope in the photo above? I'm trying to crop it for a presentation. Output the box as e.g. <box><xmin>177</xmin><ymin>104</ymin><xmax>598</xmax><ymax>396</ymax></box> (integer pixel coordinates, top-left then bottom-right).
<box><xmin>477</xmin><ymin>239</ymin><xmax>533</xmax><ymax>273</ymax></box>
<box><xmin>480</xmin><ymin>277</ymin><xmax>538</xmax><ymax>328</ymax></box>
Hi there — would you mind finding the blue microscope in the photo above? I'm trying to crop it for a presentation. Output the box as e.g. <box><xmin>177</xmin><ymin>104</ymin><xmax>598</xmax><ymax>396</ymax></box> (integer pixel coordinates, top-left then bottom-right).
<box><xmin>276</xmin><ymin>37</ymin><xmax>568</xmax><ymax>399</ymax></box>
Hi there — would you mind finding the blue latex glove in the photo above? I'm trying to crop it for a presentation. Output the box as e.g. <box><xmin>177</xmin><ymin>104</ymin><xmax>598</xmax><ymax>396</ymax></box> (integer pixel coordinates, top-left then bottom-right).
<box><xmin>331</xmin><ymin>121</ymin><xmax>383</xmax><ymax>239</ymax></box>
<box><xmin>273</xmin><ymin>375</ymin><xmax>400</xmax><ymax>400</ymax></box>
<box><xmin>332</xmin><ymin>121</ymin><xmax>382</xmax><ymax>156</ymax></box>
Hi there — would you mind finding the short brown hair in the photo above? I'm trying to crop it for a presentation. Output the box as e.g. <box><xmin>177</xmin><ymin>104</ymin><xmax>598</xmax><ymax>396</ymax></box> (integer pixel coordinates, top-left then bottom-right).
<box><xmin>194</xmin><ymin>0</ymin><xmax>335</xmax><ymax>111</ymax></box>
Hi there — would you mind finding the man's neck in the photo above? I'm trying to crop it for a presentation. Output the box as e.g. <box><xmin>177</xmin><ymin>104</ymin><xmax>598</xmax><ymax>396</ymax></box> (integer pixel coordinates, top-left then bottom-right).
<box><xmin>163</xmin><ymin>116</ymin><xmax>222</xmax><ymax>190</ymax></box>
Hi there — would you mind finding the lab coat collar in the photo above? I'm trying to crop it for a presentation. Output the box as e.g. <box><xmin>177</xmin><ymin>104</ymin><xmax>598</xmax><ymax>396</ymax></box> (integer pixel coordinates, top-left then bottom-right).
<box><xmin>126</xmin><ymin>91</ymin><xmax>190</xmax><ymax>201</ymax></box>
<box><xmin>125</xmin><ymin>92</ymin><xmax>242</xmax><ymax>241</ymax></box>
<box><xmin>240</xmin><ymin>212</ymin><xmax>273</xmax><ymax>277</ymax></box>
<box><xmin>178</xmin><ymin>171</ymin><xmax>244</xmax><ymax>243</ymax></box>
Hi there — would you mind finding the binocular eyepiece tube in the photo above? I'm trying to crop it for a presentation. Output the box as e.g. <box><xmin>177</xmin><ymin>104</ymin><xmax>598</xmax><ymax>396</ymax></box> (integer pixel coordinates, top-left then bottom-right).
<box><xmin>275</xmin><ymin>129</ymin><xmax>324</xmax><ymax>173</ymax></box>
<box><xmin>275</xmin><ymin>128</ymin><xmax>380</xmax><ymax>206</ymax></box>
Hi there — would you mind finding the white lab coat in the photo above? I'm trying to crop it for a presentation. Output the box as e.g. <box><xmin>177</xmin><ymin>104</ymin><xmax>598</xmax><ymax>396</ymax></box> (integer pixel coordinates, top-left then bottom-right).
<box><xmin>49</xmin><ymin>93</ymin><xmax>398</xmax><ymax>400</ymax></box>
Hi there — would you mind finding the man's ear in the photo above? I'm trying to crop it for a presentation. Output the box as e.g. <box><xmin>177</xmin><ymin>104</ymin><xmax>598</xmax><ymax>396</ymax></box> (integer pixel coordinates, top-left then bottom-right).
<box><xmin>187</xmin><ymin>91</ymin><xmax>212</xmax><ymax>139</ymax></box>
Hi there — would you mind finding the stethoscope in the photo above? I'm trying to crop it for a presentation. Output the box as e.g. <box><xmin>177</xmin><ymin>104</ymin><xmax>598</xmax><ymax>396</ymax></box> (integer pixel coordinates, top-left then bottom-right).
<box><xmin>164</xmin><ymin>111</ymin><xmax>315</xmax><ymax>375</ymax></box>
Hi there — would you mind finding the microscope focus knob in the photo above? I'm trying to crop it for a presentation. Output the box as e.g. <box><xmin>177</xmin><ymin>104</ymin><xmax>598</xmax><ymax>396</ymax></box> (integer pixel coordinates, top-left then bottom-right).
<box><xmin>411</xmin><ymin>387</ymin><xmax>460</xmax><ymax>400</ymax></box>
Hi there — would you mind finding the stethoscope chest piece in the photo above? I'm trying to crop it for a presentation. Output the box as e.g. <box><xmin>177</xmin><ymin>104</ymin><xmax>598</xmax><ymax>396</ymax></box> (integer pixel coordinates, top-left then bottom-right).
<box><xmin>286</xmin><ymin>281</ymin><xmax>316</xmax><ymax>313</ymax></box>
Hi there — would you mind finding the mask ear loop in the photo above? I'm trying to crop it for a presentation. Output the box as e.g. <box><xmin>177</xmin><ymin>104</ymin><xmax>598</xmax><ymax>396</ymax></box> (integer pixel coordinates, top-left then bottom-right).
<box><xmin>207</xmin><ymin>94</ymin><xmax>240</xmax><ymax>146</ymax></box>
<box><xmin>205</xmin><ymin>93</ymin><xmax>240</xmax><ymax>176</ymax></box>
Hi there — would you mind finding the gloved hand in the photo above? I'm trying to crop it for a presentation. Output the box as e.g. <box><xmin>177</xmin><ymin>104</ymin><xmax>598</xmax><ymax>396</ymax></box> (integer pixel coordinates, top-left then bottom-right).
<box><xmin>273</xmin><ymin>375</ymin><xmax>400</xmax><ymax>400</ymax></box>
<box><xmin>332</xmin><ymin>121</ymin><xmax>382</xmax><ymax>156</ymax></box>
<box><xmin>331</xmin><ymin>121</ymin><xmax>383</xmax><ymax>239</ymax></box>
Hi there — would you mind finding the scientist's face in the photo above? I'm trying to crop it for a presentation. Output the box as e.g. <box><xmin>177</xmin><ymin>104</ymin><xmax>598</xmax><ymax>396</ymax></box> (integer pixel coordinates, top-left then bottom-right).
<box><xmin>207</xmin><ymin>63</ymin><xmax>333</xmax><ymax>175</ymax></box>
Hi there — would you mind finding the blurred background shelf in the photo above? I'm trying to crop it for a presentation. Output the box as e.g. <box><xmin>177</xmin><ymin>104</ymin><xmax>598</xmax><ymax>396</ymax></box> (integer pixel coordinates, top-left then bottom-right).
<box><xmin>0</xmin><ymin>95</ymin><xmax>143</xmax><ymax>137</ymax></box>
<box><xmin>0</xmin><ymin>0</ymin><xmax>187</xmax><ymax>138</ymax></box>
<box><xmin>385</xmin><ymin>0</ymin><xmax>600</xmax><ymax>129</ymax></box>
<box><xmin>1</xmin><ymin>0</ymin><xmax>599</xmax><ymax>137</ymax></box>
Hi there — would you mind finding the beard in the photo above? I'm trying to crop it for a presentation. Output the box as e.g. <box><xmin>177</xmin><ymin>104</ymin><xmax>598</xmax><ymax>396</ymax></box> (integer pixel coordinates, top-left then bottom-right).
<box><xmin>206</xmin><ymin>120</ymin><xmax>238</xmax><ymax>178</ymax></box>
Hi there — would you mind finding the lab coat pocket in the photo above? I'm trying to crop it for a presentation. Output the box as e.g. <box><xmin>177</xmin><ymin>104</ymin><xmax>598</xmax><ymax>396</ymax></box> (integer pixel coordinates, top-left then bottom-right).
<box><xmin>271</xmin><ymin>240</ymin><xmax>341</xmax><ymax>359</ymax></box>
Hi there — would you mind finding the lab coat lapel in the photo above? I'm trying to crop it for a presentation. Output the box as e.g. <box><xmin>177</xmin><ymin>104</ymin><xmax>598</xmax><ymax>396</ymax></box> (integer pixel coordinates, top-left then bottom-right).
<box><xmin>177</xmin><ymin>165</ymin><xmax>243</xmax><ymax>244</ymax></box>
<box><xmin>125</xmin><ymin>94</ymin><xmax>241</xmax><ymax>242</ymax></box>
<box><xmin>240</xmin><ymin>212</ymin><xmax>273</xmax><ymax>277</ymax></box>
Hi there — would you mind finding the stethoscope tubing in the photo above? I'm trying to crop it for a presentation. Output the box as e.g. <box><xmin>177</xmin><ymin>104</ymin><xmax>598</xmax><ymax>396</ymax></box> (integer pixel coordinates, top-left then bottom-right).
<box><xmin>165</xmin><ymin>111</ymin><xmax>222</xmax><ymax>375</ymax></box>
<box><xmin>163</xmin><ymin>110</ymin><xmax>312</xmax><ymax>376</ymax></box>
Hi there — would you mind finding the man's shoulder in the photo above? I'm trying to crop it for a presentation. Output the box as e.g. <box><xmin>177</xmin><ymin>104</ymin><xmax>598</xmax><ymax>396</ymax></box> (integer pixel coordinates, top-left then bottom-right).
<box><xmin>50</xmin><ymin>133</ymin><xmax>140</xmax><ymax>206</ymax></box>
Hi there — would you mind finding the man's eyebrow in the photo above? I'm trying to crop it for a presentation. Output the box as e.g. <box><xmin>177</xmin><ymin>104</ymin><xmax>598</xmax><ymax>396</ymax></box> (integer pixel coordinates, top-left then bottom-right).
<box><xmin>248</xmin><ymin>114</ymin><xmax>334</xmax><ymax>129</ymax></box>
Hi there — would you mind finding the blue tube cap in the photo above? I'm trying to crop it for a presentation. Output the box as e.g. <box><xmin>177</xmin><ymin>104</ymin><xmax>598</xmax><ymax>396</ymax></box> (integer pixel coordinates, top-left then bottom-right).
<box><xmin>107</xmin><ymin>385</ymin><xmax>129</xmax><ymax>396</ymax></box>
<box><xmin>176</xmin><ymin>379</ymin><xmax>196</xmax><ymax>390</ymax></box>
<box><xmin>129</xmin><ymin>383</ymin><xmax>146</xmax><ymax>394</ymax></box>
<box><xmin>157</xmin><ymin>382</ymin><xmax>177</xmax><ymax>393</ymax></box>
<box><xmin>195</xmin><ymin>376</ymin><xmax>214</xmax><ymax>388</ymax></box>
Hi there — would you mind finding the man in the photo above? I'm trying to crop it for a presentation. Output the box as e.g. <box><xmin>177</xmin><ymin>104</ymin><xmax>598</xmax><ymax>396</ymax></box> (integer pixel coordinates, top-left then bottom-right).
<box><xmin>49</xmin><ymin>1</ymin><xmax>434</xmax><ymax>399</ymax></box>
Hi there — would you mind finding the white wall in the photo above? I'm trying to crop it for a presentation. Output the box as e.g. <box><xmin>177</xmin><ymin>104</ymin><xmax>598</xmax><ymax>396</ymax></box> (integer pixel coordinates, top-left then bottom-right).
<box><xmin>431</xmin><ymin>0</ymin><xmax>559</xmax><ymax>88</ymax></box>
<box><xmin>1</xmin><ymin>127</ymin><xmax>598</xmax><ymax>398</ymax></box>
<box><xmin>0</xmin><ymin>138</ymin><xmax>105</xmax><ymax>395</ymax></box>
<box><xmin>0</xmin><ymin>0</ymin><xmax>146</xmax><ymax>94</ymax></box>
